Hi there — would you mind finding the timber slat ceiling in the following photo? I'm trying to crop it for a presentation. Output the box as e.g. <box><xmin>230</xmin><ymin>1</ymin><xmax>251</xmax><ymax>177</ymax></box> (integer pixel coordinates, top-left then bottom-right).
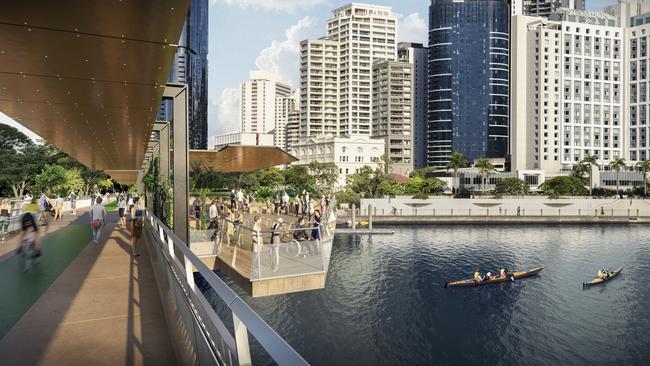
<box><xmin>190</xmin><ymin>146</ymin><xmax>299</xmax><ymax>173</ymax></box>
<box><xmin>0</xmin><ymin>0</ymin><xmax>190</xmax><ymax>171</ymax></box>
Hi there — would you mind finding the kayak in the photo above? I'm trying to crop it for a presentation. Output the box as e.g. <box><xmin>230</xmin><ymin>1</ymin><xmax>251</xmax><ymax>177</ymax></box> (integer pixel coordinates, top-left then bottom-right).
<box><xmin>444</xmin><ymin>267</ymin><xmax>544</xmax><ymax>288</ymax></box>
<box><xmin>583</xmin><ymin>267</ymin><xmax>623</xmax><ymax>288</ymax></box>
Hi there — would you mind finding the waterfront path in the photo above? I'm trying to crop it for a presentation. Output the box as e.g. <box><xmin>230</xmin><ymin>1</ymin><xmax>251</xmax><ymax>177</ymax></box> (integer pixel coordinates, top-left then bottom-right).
<box><xmin>0</xmin><ymin>211</ymin><xmax>175</xmax><ymax>365</ymax></box>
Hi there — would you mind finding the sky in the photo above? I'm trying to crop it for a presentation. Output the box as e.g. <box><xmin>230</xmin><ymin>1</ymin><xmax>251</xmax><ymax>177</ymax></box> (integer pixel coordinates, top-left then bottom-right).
<box><xmin>0</xmin><ymin>0</ymin><xmax>619</xmax><ymax>144</ymax></box>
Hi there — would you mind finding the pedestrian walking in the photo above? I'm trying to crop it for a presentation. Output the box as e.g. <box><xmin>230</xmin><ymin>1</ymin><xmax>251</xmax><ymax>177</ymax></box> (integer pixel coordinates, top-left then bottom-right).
<box><xmin>237</xmin><ymin>189</ymin><xmax>245</xmax><ymax>210</ymax></box>
<box><xmin>294</xmin><ymin>194</ymin><xmax>301</xmax><ymax>216</ymax></box>
<box><xmin>54</xmin><ymin>195</ymin><xmax>64</xmax><ymax>220</ymax></box>
<box><xmin>230</xmin><ymin>189</ymin><xmax>236</xmax><ymax>209</ymax></box>
<box><xmin>0</xmin><ymin>199</ymin><xmax>12</xmax><ymax>243</ymax></box>
<box><xmin>131</xmin><ymin>204</ymin><xmax>144</xmax><ymax>257</ymax></box>
<box><xmin>17</xmin><ymin>212</ymin><xmax>42</xmax><ymax>271</ymax></box>
<box><xmin>282</xmin><ymin>191</ymin><xmax>290</xmax><ymax>215</ymax></box>
<box><xmin>68</xmin><ymin>191</ymin><xmax>77</xmax><ymax>216</ymax></box>
<box><xmin>117</xmin><ymin>195</ymin><xmax>127</xmax><ymax>227</ymax></box>
<box><xmin>312</xmin><ymin>209</ymin><xmax>322</xmax><ymax>254</ymax></box>
<box><xmin>252</xmin><ymin>214</ymin><xmax>263</xmax><ymax>278</ymax></box>
<box><xmin>127</xmin><ymin>195</ymin><xmax>134</xmax><ymax>217</ymax></box>
<box><xmin>90</xmin><ymin>197</ymin><xmax>107</xmax><ymax>243</ymax></box>
<box><xmin>270</xmin><ymin>217</ymin><xmax>283</xmax><ymax>272</ymax></box>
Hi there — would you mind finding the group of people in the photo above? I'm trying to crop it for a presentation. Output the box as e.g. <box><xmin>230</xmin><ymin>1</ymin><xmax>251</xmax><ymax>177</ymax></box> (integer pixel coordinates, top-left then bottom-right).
<box><xmin>34</xmin><ymin>191</ymin><xmax>83</xmax><ymax>226</ymax></box>
<box><xmin>90</xmin><ymin>194</ymin><xmax>143</xmax><ymax>257</ymax></box>
<box><xmin>473</xmin><ymin>268</ymin><xmax>511</xmax><ymax>283</ymax></box>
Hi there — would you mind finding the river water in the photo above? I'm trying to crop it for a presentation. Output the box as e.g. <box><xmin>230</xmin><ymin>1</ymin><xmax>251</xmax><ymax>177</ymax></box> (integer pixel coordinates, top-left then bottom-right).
<box><xmin>199</xmin><ymin>224</ymin><xmax>650</xmax><ymax>365</ymax></box>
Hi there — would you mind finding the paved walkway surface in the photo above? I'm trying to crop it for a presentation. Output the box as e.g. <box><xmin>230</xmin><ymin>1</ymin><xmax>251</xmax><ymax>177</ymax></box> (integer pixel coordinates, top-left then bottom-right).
<box><xmin>0</xmin><ymin>212</ymin><xmax>176</xmax><ymax>365</ymax></box>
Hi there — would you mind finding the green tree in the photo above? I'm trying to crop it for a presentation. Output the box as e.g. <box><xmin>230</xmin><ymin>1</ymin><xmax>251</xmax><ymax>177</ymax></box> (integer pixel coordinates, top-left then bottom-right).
<box><xmin>494</xmin><ymin>178</ymin><xmax>529</xmax><ymax>195</ymax></box>
<box><xmin>98</xmin><ymin>178</ymin><xmax>114</xmax><ymax>191</ymax></box>
<box><xmin>346</xmin><ymin>166</ymin><xmax>385</xmax><ymax>198</ymax></box>
<box><xmin>0</xmin><ymin>124</ymin><xmax>31</xmax><ymax>152</ymax></box>
<box><xmin>0</xmin><ymin>144</ymin><xmax>51</xmax><ymax>199</ymax></box>
<box><xmin>636</xmin><ymin>159</ymin><xmax>650</xmax><ymax>196</ymax></box>
<box><xmin>282</xmin><ymin>165</ymin><xmax>316</xmax><ymax>196</ymax></box>
<box><xmin>409</xmin><ymin>166</ymin><xmax>438</xmax><ymax>179</ymax></box>
<box><xmin>335</xmin><ymin>189</ymin><xmax>360</xmax><ymax>208</ymax></box>
<box><xmin>65</xmin><ymin>168</ymin><xmax>85</xmax><ymax>194</ymax></box>
<box><xmin>308</xmin><ymin>161</ymin><xmax>339</xmax><ymax>193</ymax></box>
<box><xmin>540</xmin><ymin>176</ymin><xmax>588</xmax><ymax>196</ymax></box>
<box><xmin>572</xmin><ymin>162</ymin><xmax>589</xmax><ymax>183</ymax></box>
<box><xmin>608</xmin><ymin>157</ymin><xmax>626</xmax><ymax>197</ymax></box>
<box><xmin>403</xmin><ymin>176</ymin><xmax>425</xmax><ymax>195</ymax></box>
<box><xmin>258</xmin><ymin>168</ymin><xmax>285</xmax><ymax>189</ymax></box>
<box><xmin>377</xmin><ymin>180</ymin><xmax>402</xmax><ymax>197</ymax></box>
<box><xmin>35</xmin><ymin>164</ymin><xmax>68</xmax><ymax>196</ymax></box>
<box><xmin>475</xmin><ymin>158</ymin><xmax>495</xmax><ymax>193</ymax></box>
<box><xmin>447</xmin><ymin>151</ymin><xmax>468</xmax><ymax>194</ymax></box>
<box><xmin>581</xmin><ymin>155</ymin><xmax>598</xmax><ymax>195</ymax></box>
<box><xmin>422</xmin><ymin>178</ymin><xmax>447</xmax><ymax>194</ymax></box>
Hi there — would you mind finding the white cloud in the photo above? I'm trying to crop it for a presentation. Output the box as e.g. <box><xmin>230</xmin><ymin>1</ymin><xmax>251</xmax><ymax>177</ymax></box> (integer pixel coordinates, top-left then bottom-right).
<box><xmin>208</xmin><ymin>88</ymin><xmax>240</xmax><ymax>144</ymax></box>
<box><xmin>398</xmin><ymin>13</ymin><xmax>427</xmax><ymax>45</ymax></box>
<box><xmin>210</xmin><ymin>0</ymin><xmax>328</xmax><ymax>12</ymax></box>
<box><xmin>254</xmin><ymin>16</ymin><xmax>321</xmax><ymax>87</ymax></box>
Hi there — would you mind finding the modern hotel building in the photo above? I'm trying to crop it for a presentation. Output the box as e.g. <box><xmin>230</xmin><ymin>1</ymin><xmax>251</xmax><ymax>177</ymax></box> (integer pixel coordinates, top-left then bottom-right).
<box><xmin>511</xmin><ymin>9</ymin><xmax>625</xmax><ymax>173</ymax></box>
<box><xmin>427</xmin><ymin>0</ymin><xmax>511</xmax><ymax>168</ymax></box>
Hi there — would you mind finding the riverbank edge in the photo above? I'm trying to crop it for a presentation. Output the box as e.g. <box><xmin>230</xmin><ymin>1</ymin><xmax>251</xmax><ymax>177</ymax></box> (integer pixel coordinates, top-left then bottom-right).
<box><xmin>337</xmin><ymin>216</ymin><xmax>650</xmax><ymax>225</ymax></box>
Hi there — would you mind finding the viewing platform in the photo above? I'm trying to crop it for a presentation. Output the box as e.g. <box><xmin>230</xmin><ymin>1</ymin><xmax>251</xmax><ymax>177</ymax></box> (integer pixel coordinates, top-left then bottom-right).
<box><xmin>190</xmin><ymin>207</ymin><xmax>336</xmax><ymax>297</ymax></box>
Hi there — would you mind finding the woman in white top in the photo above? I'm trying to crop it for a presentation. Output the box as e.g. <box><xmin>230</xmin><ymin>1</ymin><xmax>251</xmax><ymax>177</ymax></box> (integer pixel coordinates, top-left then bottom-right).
<box><xmin>117</xmin><ymin>195</ymin><xmax>127</xmax><ymax>227</ymax></box>
<box><xmin>90</xmin><ymin>197</ymin><xmax>107</xmax><ymax>243</ymax></box>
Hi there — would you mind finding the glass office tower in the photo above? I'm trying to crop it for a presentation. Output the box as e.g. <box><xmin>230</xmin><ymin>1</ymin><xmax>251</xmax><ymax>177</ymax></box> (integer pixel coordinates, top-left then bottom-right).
<box><xmin>427</xmin><ymin>0</ymin><xmax>509</xmax><ymax>167</ymax></box>
<box><xmin>157</xmin><ymin>0</ymin><xmax>208</xmax><ymax>149</ymax></box>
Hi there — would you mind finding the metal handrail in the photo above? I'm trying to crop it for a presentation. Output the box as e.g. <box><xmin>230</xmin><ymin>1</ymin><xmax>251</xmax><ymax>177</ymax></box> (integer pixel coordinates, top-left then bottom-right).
<box><xmin>146</xmin><ymin>210</ymin><xmax>309</xmax><ymax>366</ymax></box>
<box><xmin>218</xmin><ymin>217</ymin><xmax>323</xmax><ymax>237</ymax></box>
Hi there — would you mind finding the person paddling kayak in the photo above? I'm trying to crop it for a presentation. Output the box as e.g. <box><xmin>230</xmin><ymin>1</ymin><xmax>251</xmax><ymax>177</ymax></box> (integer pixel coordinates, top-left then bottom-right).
<box><xmin>597</xmin><ymin>268</ymin><xmax>611</xmax><ymax>279</ymax></box>
<box><xmin>473</xmin><ymin>270</ymin><xmax>485</xmax><ymax>283</ymax></box>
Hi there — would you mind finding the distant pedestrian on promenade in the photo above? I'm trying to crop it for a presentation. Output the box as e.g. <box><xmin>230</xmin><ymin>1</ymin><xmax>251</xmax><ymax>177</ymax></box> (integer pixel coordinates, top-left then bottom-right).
<box><xmin>68</xmin><ymin>191</ymin><xmax>77</xmax><ymax>216</ymax></box>
<box><xmin>230</xmin><ymin>189</ymin><xmax>236</xmax><ymax>209</ymax></box>
<box><xmin>312</xmin><ymin>209</ymin><xmax>322</xmax><ymax>254</ymax></box>
<box><xmin>53</xmin><ymin>195</ymin><xmax>64</xmax><ymax>220</ymax></box>
<box><xmin>90</xmin><ymin>197</ymin><xmax>106</xmax><ymax>243</ymax></box>
<box><xmin>38</xmin><ymin>193</ymin><xmax>51</xmax><ymax>227</ymax></box>
<box><xmin>18</xmin><ymin>212</ymin><xmax>42</xmax><ymax>271</ymax></box>
<box><xmin>237</xmin><ymin>189</ymin><xmax>245</xmax><ymax>210</ymax></box>
<box><xmin>127</xmin><ymin>195</ymin><xmax>134</xmax><ymax>217</ymax></box>
<box><xmin>117</xmin><ymin>195</ymin><xmax>127</xmax><ymax>227</ymax></box>
<box><xmin>294</xmin><ymin>194</ymin><xmax>301</xmax><ymax>216</ymax></box>
<box><xmin>131</xmin><ymin>204</ymin><xmax>144</xmax><ymax>257</ymax></box>
<box><xmin>270</xmin><ymin>217</ymin><xmax>283</xmax><ymax>271</ymax></box>
<box><xmin>252</xmin><ymin>214</ymin><xmax>263</xmax><ymax>277</ymax></box>
<box><xmin>0</xmin><ymin>199</ymin><xmax>12</xmax><ymax>243</ymax></box>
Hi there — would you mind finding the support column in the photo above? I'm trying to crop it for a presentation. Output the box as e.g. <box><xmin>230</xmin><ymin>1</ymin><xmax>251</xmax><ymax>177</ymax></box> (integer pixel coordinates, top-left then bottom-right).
<box><xmin>164</xmin><ymin>84</ymin><xmax>189</xmax><ymax>244</ymax></box>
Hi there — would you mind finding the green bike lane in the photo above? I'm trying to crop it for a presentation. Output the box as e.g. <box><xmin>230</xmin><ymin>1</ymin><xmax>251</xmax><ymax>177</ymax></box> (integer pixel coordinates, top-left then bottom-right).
<box><xmin>0</xmin><ymin>224</ymin><xmax>92</xmax><ymax>338</ymax></box>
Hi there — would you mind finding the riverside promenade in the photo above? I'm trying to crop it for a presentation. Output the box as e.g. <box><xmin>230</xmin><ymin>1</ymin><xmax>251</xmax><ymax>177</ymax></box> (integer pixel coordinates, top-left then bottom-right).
<box><xmin>0</xmin><ymin>210</ymin><xmax>175</xmax><ymax>365</ymax></box>
<box><xmin>338</xmin><ymin>197</ymin><xmax>650</xmax><ymax>225</ymax></box>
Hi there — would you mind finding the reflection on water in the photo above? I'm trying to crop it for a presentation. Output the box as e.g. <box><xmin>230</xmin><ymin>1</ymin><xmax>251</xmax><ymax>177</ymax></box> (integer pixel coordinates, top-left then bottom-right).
<box><xmin>199</xmin><ymin>224</ymin><xmax>650</xmax><ymax>365</ymax></box>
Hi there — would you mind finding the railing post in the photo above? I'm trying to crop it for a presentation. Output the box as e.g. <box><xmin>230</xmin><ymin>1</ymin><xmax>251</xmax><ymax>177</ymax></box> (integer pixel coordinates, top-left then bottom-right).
<box><xmin>352</xmin><ymin>204</ymin><xmax>356</xmax><ymax>230</ymax></box>
<box><xmin>232</xmin><ymin>313</ymin><xmax>252</xmax><ymax>366</ymax></box>
<box><xmin>368</xmin><ymin>204</ymin><xmax>373</xmax><ymax>230</ymax></box>
<box><xmin>611</xmin><ymin>208</ymin><xmax>614</xmax><ymax>217</ymax></box>
<box><xmin>167</xmin><ymin>234</ymin><xmax>175</xmax><ymax>259</ymax></box>
<box><xmin>184</xmin><ymin>257</ymin><xmax>195</xmax><ymax>290</ymax></box>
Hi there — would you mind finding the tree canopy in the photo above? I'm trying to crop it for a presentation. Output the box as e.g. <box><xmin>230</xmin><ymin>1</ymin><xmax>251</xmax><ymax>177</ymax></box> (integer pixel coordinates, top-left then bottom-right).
<box><xmin>539</xmin><ymin>176</ymin><xmax>588</xmax><ymax>196</ymax></box>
